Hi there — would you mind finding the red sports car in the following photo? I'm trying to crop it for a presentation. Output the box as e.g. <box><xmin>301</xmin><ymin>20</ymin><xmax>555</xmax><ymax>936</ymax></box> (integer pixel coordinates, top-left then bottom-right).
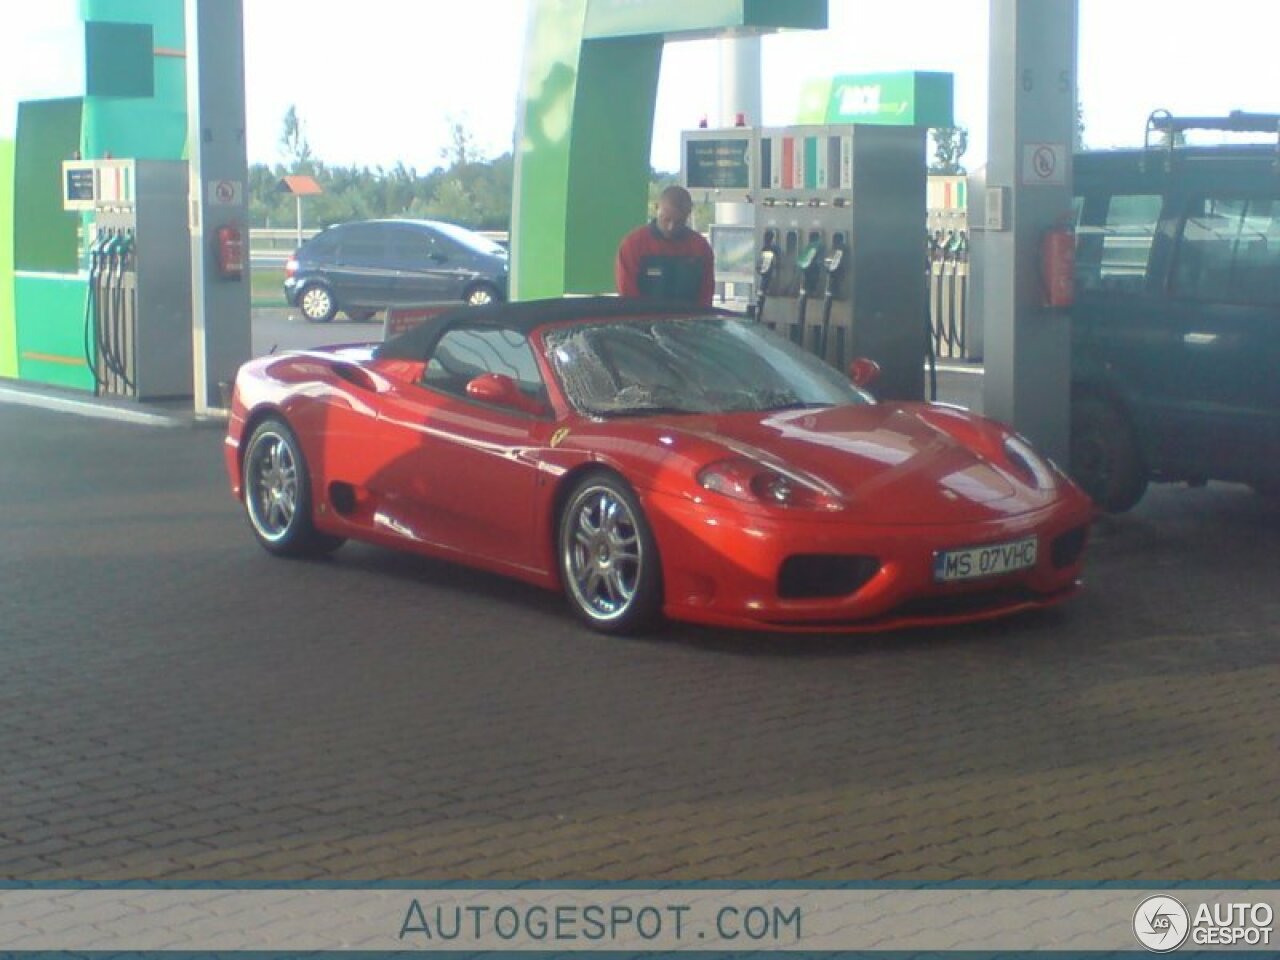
<box><xmin>224</xmin><ymin>297</ymin><xmax>1093</xmax><ymax>634</ymax></box>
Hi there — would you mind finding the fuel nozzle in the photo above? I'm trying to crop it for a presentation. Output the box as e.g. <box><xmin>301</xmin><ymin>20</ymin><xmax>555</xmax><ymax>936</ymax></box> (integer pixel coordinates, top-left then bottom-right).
<box><xmin>823</xmin><ymin>233</ymin><xmax>847</xmax><ymax>292</ymax></box>
<box><xmin>753</xmin><ymin>228</ymin><xmax>780</xmax><ymax>322</ymax></box>
<box><xmin>797</xmin><ymin>232</ymin><xmax>825</xmax><ymax>288</ymax></box>
<box><xmin>818</xmin><ymin>232</ymin><xmax>848</xmax><ymax>363</ymax></box>
<box><xmin>758</xmin><ymin>228</ymin><xmax>779</xmax><ymax>283</ymax></box>
<box><xmin>794</xmin><ymin>231</ymin><xmax>825</xmax><ymax>347</ymax></box>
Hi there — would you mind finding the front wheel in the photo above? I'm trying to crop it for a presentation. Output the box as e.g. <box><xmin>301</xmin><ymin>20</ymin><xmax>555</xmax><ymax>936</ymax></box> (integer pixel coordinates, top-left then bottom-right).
<box><xmin>1069</xmin><ymin>395</ymin><xmax>1148</xmax><ymax>513</ymax></box>
<box><xmin>558</xmin><ymin>473</ymin><xmax>662</xmax><ymax>634</ymax></box>
<box><xmin>242</xmin><ymin>417</ymin><xmax>345</xmax><ymax>557</ymax></box>
<box><xmin>298</xmin><ymin>284</ymin><xmax>337</xmax><ymax>323</ymax></box>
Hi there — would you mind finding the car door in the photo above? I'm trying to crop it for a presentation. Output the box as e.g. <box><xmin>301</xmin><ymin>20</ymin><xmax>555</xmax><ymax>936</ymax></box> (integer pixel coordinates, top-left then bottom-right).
<box><xmin>1160</xmin><ymin>192</ymin><xmax>1280</xmax><ymax>479</ymax></box>
<box><xmin>389</xmin><ymin>225</ymin><xmax>456</xmax><ymax>302</ymax></box>
<box><xmin>331</xmin><ymin>223</ymin><xmax>397</xmax><ymax>309</ymax></box>
<box><xmin>372</xmin><ymin>325</ymin><xmax>552</xmax><ymax>572</ymax></box>
<box><xmin>1072</xmin><ymin>186</ymin><xmax>1179</xmax><ymax>447</ymax></box>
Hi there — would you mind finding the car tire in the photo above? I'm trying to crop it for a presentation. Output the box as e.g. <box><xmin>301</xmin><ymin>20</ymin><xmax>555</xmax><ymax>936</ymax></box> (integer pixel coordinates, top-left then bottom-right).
<box><xmin>1069</xmin><ymin>394</ymin><xmax>1148</xmax><ymax>513</ymax></box>
<box><xmin>298</xmin><ymin>284</ymin><xmax>337</xmax><ymax>323</ymax></box>
<box><xmin>242</xmin><ymin>416</ymin><xmax>345</xmax><ymax>557</ymax></box>
<box><xmin>464</xmin><ymin>282</ymin><xmax>502</xmax><ymax>307</ymax></box>
<box><xmin>558</xmin><ymin>472</ymin><xmax>662</xmax><ymax>634</ymax></box>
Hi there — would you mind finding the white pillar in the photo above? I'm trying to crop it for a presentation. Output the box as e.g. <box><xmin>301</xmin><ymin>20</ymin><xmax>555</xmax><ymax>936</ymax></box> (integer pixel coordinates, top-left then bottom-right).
<box><xmin>715</xmin><ymin>35</ymin><xmax>761</xmax><ymax>228</ymax></box>
<box><xmin>982</xmin><ymin>0</ymin><xmax>1078</xmax><ymax>463</ymax></box>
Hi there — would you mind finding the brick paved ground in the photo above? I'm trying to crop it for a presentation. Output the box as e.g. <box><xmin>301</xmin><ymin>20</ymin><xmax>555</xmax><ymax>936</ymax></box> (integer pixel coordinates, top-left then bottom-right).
<box><xmin>1</xmin><ymin>404</ymin><xmax>1277</xmax><ymax>882</ymax></box>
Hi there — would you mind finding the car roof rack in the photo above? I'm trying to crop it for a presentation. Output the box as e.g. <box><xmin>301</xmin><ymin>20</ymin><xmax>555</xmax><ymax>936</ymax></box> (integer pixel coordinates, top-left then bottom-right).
<box><xmin>1142</xmin><ymin>109</ymin><xmax>1280</xmax><ymax>172</ymax></box>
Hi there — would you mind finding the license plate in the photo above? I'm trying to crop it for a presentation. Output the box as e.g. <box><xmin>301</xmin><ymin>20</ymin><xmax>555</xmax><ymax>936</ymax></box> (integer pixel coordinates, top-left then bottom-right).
<box><xmin>933</xmin><ymin>536</ymin><xmax>1038</xmax><ymax>583</ymax></box>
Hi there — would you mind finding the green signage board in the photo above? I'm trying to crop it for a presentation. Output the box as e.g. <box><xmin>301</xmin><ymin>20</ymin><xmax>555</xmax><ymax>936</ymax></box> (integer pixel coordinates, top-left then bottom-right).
<box><xmin>586</xmin><ymin>0</ymin><xmax>826</xmax><ymax>39</ymax></box>
<box><xmin>797</xmin><ymin>71</ymin><xmax>954</xmax><ymax>128</ymax></box>
<box><xmin>684</xmin><ymin>134</ymin><xmax>752</xmax><ymax>191</ymax></box>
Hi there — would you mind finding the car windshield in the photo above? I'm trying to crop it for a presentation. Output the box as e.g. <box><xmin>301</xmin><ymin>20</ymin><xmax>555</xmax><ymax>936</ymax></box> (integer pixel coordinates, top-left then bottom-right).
<box><xmin>544</xmin><ymin>316</ymin><xmax>871</xmax><ymax>417</ymax></box>
<box><xmin>429</xmin><ymin>221</ymin><xmax>508</xmax><ymax>257</ymax></box>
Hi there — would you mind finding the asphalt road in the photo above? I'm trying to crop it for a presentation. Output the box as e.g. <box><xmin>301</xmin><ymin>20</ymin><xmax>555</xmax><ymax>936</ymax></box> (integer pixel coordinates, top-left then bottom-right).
<box><xmin>1</xmin><ymin>400</ymin><xmax>1277</xmax><ymax>882</ymax></box>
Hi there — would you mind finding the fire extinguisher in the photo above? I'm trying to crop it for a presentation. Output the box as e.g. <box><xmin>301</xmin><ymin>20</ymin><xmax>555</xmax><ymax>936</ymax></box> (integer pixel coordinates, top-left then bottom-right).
<box><xmin>215</xmin><ymin>223</ymin><xmax>245</xmax><ymax>280</ymax></box>
<box><xmin>1039</xmin><ymin>222</ymin><xmax>1075</xmax><ymax>308</ymax></box>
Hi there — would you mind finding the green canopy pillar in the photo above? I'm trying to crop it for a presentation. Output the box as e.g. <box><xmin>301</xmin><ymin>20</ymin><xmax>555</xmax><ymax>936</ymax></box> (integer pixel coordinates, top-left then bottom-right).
<box><xmin>511</xmin><ymin>0</ymin><xmax>827</xmax><ymax>301</ymax></box>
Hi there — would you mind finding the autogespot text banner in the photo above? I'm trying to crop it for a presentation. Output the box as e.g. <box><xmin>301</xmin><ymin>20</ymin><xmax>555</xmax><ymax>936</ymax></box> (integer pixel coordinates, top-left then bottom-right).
<box><xmin>0</xmin><ymin>885</ymin><xmax>1276</xmax><ymax>954</ymax></box>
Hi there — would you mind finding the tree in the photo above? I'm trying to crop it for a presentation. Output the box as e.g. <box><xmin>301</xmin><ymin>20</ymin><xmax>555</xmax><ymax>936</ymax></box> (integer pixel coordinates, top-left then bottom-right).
<box><xmin>441</xmin><ymin>114</ymin><xmax>479</xmax><ymax>168</ymax></box>
<box><xmin>929</xmin><ymin>126</ymin><xmax>969</xmax><ymax>175</ymax></box>
<box><xmin>279</xmin><ymin>105</ymin><xmax>313</xmax><ymax>171</ymax></box>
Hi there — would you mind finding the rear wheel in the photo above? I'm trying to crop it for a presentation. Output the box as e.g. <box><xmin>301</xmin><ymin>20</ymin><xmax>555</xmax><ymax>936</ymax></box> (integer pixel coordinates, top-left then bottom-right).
<box><xmin>1070</xmin><ymin>394</ymin><xmax>1148</xmax><ymax>513</ymax></box>
<box><xmin>298</xmin><ymin>284</ymin><xmax>337</xmax><ymax>323</ymax></box>
<box><xmin>242</xmin><ymin>417</ymin><xmax>345</xmax><ymax>557</ymax></box>
<box><xmin>558</xmin><ymin>473</ymin><xmax>662</xmax><ymax>634</ymax></box>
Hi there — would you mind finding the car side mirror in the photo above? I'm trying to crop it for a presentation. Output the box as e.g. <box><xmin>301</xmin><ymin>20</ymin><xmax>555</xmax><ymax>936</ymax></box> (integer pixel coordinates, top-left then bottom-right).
<box><xmin>465</xmin><ymin>373</ymin><xmax>546</xmax><ymax>415</ymax></box>
<box><xmin>849</xmin><ymin>357</ymin><xmax>881</xmax><ymax>390</ymax></box>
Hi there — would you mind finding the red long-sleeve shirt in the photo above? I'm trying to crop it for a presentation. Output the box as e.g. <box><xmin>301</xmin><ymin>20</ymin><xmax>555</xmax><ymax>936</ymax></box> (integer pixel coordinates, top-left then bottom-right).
<box><xmin>615</xmin><ymin>221</ymin><xmax>716</xmax><ymax>307</ymax></box>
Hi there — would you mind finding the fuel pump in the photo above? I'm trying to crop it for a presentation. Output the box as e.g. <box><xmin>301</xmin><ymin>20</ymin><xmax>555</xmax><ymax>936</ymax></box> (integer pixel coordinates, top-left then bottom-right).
<box><xmin>818</xmin><ymin>232</ymin><xmax>847</xmax><ymax>362</ymax></box>
<box><xmin>62</xmin><ymin>158</ymin><xmax>192</xmax><ymax>399</ymax></box>
<box><xmin>794</xmin><ymin>231</ymin><xmax>825</xmax><ymax>348</ymax></box>
<box><xmin>685</xmin><ymin>122</ymin><xmax>926</xmax><ymax>399</ymax></box>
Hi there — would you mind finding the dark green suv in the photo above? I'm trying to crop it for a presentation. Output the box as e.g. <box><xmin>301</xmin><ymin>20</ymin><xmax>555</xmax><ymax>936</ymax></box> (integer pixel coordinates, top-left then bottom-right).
<box><xmin>1070</xmin><ymin>111</ymin><xmax>1280</xmax><ymax>511</ymax></box>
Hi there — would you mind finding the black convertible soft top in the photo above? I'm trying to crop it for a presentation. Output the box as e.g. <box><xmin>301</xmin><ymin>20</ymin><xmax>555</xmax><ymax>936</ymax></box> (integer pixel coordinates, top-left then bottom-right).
<box><xmin>375</xmin><ymin>296</ymin><xmax>737</xmax><ymax>361</ymax></box>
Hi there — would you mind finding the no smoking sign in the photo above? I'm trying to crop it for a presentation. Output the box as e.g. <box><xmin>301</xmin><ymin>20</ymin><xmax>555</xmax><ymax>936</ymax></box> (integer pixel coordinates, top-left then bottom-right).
<box><xmin>1021</xmin><ymin>143</ymin><xmax>1066</xmax><ymax>185</ymax></box>
<box><xmin>208</xmin><ymin>179</ymin><xmax>244</xmax><ymax>206</ymax></box>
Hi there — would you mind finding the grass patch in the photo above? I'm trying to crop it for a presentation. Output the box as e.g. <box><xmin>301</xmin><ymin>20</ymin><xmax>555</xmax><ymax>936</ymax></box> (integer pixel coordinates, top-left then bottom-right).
<box><xmin>251</xmin><ymin>266</ymin><xmax>285</xmax><ymax>308</ymax></box>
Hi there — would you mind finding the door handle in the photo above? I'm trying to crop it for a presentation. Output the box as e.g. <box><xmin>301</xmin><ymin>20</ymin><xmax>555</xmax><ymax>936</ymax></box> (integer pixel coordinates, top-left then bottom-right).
<box><xmin>1183</xmin><ymin>332</ymin><xmax>1219</xmax><ymax>345</ymax></box>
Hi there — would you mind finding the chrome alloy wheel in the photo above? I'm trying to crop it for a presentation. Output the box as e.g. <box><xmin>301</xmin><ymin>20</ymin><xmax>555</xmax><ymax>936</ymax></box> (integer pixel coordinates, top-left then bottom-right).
<box><xmin>300</xmin><ymin>285</ymin><xmax>334</xmax><ymax>322</ymax></box>
<box><xmin>563</xmin><ymin>485</ymin><xmax>643</xmax><ymax>622</ymax></box>
<box><xmin>246</xmin><ymin>429</ymin><xmax>299</xmax><ymax>542</ymax></box>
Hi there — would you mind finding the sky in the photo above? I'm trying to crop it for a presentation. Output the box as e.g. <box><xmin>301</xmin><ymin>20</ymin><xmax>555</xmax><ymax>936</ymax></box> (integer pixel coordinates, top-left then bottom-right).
<box><xmin>5</xmin><ymin>1</ymin><xmax>1280</xmax><ymax>173</ymax></box>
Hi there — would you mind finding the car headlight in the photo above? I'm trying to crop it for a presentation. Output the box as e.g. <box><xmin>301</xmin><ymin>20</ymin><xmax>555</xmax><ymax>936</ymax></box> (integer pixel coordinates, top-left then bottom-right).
<box><xmin>1002</xmin><ymin>434</ymin><xmax>1056</xmax><ymax>490</ymax></box>
<box><xmin>698</xmin><ymin>457</ymin><xmax>844</xmax><ymax>511</ymax></box>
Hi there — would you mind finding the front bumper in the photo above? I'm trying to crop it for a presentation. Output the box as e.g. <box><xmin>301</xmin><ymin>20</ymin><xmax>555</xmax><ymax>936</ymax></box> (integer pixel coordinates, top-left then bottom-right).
<box><xmin>644</xmin><ymin>490</ymin><xmax>1092</xmax><ymax>633</ymax></box>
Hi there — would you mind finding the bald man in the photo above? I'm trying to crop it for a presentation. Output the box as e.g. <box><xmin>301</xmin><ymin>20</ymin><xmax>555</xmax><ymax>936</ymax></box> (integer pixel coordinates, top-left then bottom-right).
<box><xmin>615</xmin><ymin>185</ymin><xmax>716</xmax><ymax>307</ymax></box>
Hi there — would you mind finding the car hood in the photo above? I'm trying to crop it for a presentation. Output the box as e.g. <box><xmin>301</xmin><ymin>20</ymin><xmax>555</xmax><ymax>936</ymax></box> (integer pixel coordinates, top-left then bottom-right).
<box><xmin>646</xmin><ymin>403</ymin><xmax>1043</xmax><ymax>525</ymax></box>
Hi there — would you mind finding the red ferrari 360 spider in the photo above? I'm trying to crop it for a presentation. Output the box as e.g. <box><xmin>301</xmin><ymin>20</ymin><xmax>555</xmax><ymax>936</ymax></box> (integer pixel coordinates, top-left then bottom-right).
<box><xmin>225</xmin><ymin>297</ymin><xmax>1093</xmax><ymax>634</ymax></box>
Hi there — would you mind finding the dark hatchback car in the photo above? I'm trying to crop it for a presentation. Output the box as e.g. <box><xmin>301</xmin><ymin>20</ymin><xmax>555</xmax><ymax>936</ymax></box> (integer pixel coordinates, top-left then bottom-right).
<box><xmin>284</xmin><ymin>219</ymin><xmax>509</xmax><ymax>323</ymax></box>
<box><xmin>1070</xmin><ymin>112</ymin><xmax>1280</xmax><ymax>512</ymax></box>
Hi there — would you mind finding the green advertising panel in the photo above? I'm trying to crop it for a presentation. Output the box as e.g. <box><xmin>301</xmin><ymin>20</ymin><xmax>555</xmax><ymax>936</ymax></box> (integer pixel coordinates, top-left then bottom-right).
<box><xmin>13</xmin><ymin>98</ymin><xmax>83</xmax><ymax>275</ymax></box>
<box><xmin>0</xmin><ymin>138</ymin><xmax>15</xmax><ymax>379</ymax></box>
<box><xmin>797</xmin><ymin>71</ymin><xmax>954</xmax><ymax>128</ymax></box>
<box><xmin>82</xmin><ymin>0</ymin><xmax>187</xmax><ymax>160</ymax></box>
<box><xmin>15</xmin><ymin>274</ymin><xmax>93</xmax><ymax>391</ymax></box>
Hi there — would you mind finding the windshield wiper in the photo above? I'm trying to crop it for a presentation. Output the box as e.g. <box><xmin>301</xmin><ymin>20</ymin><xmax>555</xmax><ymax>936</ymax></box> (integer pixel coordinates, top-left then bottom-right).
<box><xmin>762</xmin><ymin>400</ymin><xmax>835</xmax><ymax>412</ymax></box>
<box><xmin>591</xmin><ymin>404</ymin><xmax>701</xmax><ymax>418</ymax></box>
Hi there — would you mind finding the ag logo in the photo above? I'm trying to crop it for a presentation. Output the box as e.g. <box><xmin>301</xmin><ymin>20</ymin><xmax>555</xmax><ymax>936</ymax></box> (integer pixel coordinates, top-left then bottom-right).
<box><xmin>1133</xmin><ymin>895</ymin><xmax>1190</xmax><ymax>952</ymax></box>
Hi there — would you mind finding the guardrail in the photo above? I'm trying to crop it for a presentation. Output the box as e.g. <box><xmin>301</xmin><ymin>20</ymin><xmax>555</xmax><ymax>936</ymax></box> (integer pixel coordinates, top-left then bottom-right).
<box><xmin>250</xmin><ymin>227</ymin><xmax>510</xmax><ymax>255</ymax></box>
